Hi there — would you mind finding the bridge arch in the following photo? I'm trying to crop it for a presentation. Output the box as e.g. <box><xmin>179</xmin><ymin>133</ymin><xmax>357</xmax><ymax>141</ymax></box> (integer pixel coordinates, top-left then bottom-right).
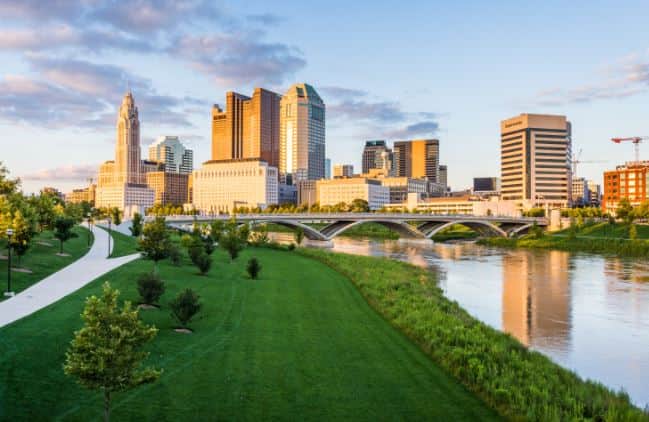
<box><xmin>320</xmin><ymin>219</ymin><xmax>426</xmax><ymax>240</ymax></box>
<box><xmin>423</xmin><ymin>220</ymin><xmax>507</xmax><ymax>238</ymax></box>
<box><xmin>245</xmin><ymin>220</ymin><xmax>328</xmax><ymax>241</ymax></box>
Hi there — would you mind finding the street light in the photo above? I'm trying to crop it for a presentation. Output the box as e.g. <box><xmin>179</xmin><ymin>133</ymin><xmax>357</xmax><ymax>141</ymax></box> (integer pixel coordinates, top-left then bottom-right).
<box><xmin>86</xmin><ymin>213</ymin><xmax>92</xmax><ymax>248</ymax></box>
<box><xmin>5</xmin><ymin>228</ymin><xmax>14</xmax><ymax>297</ymax></box>
<box><xmin>107</xmin><ymin>216</ymin><xmax>112</xmax><ymax>258</ymax></box>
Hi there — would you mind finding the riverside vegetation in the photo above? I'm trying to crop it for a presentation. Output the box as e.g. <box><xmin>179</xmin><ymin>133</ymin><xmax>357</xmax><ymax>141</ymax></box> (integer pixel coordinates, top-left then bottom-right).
<box><xmin>297</xmin><ymin>248</ymin><xmax>648</xmax><ymax>421</ymax></box>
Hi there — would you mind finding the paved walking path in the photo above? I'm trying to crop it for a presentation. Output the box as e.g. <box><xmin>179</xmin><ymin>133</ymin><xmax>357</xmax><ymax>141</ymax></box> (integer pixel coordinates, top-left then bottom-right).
<box><xmin>0</xmin><ymin>224</ymin><xmax>140</xmax><ymax>328</ymax></box>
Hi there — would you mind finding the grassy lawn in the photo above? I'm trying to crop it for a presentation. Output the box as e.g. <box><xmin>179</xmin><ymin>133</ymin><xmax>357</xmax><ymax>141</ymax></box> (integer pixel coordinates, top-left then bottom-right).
<box><xmin>0</xmin><ymin>247</ymin><xmax>497</xmax><ymax>421</ymax></box>
<box><xmin>553</xmin><ymin>222</ymin><xmax>649</xmax><ymax>239</ymax></box>
<box><xmin>266</xmin><ymin>221</ymin><xmax>400</xmax><ymax>240</ymax></box>
<box><xmin>431</xmin><ymin>224</ymin><xmax>478</xmax><ymax>242</ymax></box>
<box><xmin>0</xmin><ymin>226</ymin><xmax>91</xmax><ymax>299</ymax></box>
<box><xmin>98</xmin><ymin>227</ymin><xmax>140</xmax><ymax>258</ymax></box>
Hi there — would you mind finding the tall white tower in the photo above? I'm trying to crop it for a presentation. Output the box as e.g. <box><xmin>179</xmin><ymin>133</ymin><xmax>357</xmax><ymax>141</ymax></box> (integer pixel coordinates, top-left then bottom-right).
<box><xmin>115</xmin><ymin>91</ymin><xmax>142</xmax><ymax>185</ymax></box>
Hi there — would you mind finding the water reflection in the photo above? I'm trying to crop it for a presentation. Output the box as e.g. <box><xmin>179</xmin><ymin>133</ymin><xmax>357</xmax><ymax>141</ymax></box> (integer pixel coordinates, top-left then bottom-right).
<box><xmin>269</xmin><ymin>233</ymin><xmax>649</xmax><ymax>407</ymax></box>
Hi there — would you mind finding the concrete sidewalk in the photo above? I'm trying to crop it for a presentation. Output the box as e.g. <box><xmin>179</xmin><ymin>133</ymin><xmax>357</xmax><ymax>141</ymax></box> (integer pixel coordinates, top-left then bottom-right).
<box><xmin>0</xmin><ymin>224</ymin><xmax>140</xmax><ymax>328</ymax></box>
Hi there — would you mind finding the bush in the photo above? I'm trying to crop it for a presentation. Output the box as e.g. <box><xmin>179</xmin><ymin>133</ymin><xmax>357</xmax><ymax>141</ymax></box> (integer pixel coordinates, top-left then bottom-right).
<box><xmin>246</xmin><ymin>257</ymin><xmax>261</xmax><ymax>279</ymax></box>
<box><xmin>169</xmin><ymin>289</ymin><xmax>201</xmax><ymax>329</ymax></box>
<box><xmin>287</xmin><ymin>243</ymin><xmax>296</xmax><ymax>251</ymax></box>
<box><xmin>137</xmin><ymin>272</ymin><xmax>165</xmax><ymax>305</ymax></box>
<box><xmin>193</xmin><ymin>252</ymin><xmax>212</xmax><ymax>275</ymax></box>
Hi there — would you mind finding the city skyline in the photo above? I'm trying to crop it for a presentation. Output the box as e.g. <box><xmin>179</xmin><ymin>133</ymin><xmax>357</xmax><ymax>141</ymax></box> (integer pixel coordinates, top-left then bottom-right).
<box><xmin>2</xmin><ymin>1</ymin><xmax>649</xmax><ymax>194</ymax></box>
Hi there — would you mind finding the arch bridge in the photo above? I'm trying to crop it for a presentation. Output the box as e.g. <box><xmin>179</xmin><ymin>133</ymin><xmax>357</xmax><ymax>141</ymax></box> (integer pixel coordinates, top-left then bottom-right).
<box><xmin>164</xmin><ymin>213</ymin><xmax>546</xmax><ymax>241</ymax></box>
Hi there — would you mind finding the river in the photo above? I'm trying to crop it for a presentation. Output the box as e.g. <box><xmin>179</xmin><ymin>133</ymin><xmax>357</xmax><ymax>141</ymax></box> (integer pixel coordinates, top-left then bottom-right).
<box><xmin>271</xmin><ymin>233</ymin><xmax>649</xmax><ymax>407</ymax></box>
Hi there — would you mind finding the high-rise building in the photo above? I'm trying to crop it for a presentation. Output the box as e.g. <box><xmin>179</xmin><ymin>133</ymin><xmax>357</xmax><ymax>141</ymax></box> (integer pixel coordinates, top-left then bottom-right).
<box><xmin>393</xmin><ymin>139</ymin><xmax>439</xmax><ymax>182</ymax></box>
<box><xmin>333</xmin><ymin>164</ymin><xmax>354</xmax><ymax>178</ymax></box>
<box><xmin>362</xmin><ymin>140</ymin><xmax>392</xmax><ymax>174</ymax></box>
<box><xmin>438</xmin><ymin>165</ymin><xmax>448</xmax><ymax>189</ymax></box>
<box><xmin>211</xmin><ymin>88</ymin><xmax>281</xmax><ymax>167</ymax></box>
<box><xmin>602</xmin><ymin>161</ymin><xmax>649</xmax><ymax>213</ymax></box>
<box><xmin>325</xmin><ymin>158</ymin><xmax>331</xmax><ymax>179</ymax></box>
<box><xmin>473</xmin><ymin>177</ymin><xmax>499</xmax><ymax>192</ymax></box>
<box><xmin>500</xmin><ymin>114</ymin><xmax>572</xmax><ymax>206</ymax></box>
<box><xmin>148</xmin><ymin>136</ymin><xmax>193</xmax><ymax>174</ymax></box>
<box><xmin>96</xmin><ymin>92</ymin><xmax>154</xmax><ymax>215</ymax></box>
<box><xmin>279</xmin><ymin>83</ymin><xmax>326</xmax><ymax>182</ymax></box>
<box><xmin>146</xmin><ymin>172</ymin><xmax>189</xmax><ymax>206</ymax></box>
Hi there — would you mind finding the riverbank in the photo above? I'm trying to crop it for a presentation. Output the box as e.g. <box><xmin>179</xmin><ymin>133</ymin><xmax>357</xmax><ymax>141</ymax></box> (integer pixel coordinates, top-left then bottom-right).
<box><xmin>0</xmin><ymin>247</ymin><xmax>496</xmax><ymax>420</ymax></box>
<box><xmin>297</xmin><ymin>248</ymin><xmax>647</xmax><ymax>420</ymax></box>
<box><xmin>479</xmin><ymin>227</ymin><xmax>649</xmax><ymax>257</ymax></box>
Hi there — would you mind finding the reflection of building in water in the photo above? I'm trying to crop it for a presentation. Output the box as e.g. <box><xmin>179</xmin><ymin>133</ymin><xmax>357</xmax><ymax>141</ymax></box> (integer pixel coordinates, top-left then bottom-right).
<box><xmin>604</xmin><ymin>259</ymin><xmax>649</xmax><ymax>284</ymax></box>
<box><xmin>502</xmin><ymin>250</ymin><xmax>571</xmax><ymax>349</ymax></box>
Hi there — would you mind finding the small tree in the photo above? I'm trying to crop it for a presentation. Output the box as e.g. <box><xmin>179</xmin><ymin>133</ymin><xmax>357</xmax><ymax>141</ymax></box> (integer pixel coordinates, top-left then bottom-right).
<box><xmin>616</xmin><ymin>198</ymin><xmax>634</xmax><ymax>225</ymax></box>
<box><xmin>193</xmin><ymin>252</ymin><xmax>212</xmax><ymax>275</ymax></box>
<box><xmin>169</xmin><ymin>289</ymin><xmax>202</xmax><ymax>329</ymax></box>
<box><xmin>10</xmin><ymin>210</ymin><xmax>33</xmax><ymax>266</ymax></box>
<box><xmin>137</xmin><ymin>272</ymin><xmax>166</xmax><ymax>306</ymax></box>
<box><xmin>220</xmin><ymin>219</ymin><xmax>247</xmax><ymax>262</ymax></box>
<box><xmin>294</xmin><ymin>227</ymin><xmax>305</xmax><ymax>246</ymax></box>
<box><xmin>629</xmin><ymin>224</ymin><xmax>638</xmax><ymax>240</ymax></box>
<box><xmin>129</xmin><ymin>212</ymin><xmax>143</xmax><ymax>237</ymax></box>
<box><xmin>247</xmin><ymin>257</ymin><xmax>261</xmax><ymax>279</ymax></box>
<box><xmin>109</xmin><ymin>207</ymin><xmax>122</xmax><ymax>226</ymax></box>
<box><xmin>168</xmin><ymin>244</ymin><xmax>182</xmax><ymax>266</ymax></box>
<box><xmin>64</xmin><ymin>282</ymin><xmax>160</xmax><ymax>422</ymax></box>
<box><xmin>139</xmin><ymin>217</ymin><xmax>171</xmax><ymax>273</ymax></box>
<box><xmin>53</xmin><ymin>216</ymin><xmax>77</xmax><ymax>254</ymax></box>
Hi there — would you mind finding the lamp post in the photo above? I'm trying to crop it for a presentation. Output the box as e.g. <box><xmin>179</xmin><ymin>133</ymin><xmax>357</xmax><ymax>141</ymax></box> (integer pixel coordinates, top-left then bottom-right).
<box><xmin>86</xmin><ymin>214</ymin><xmax>92</xmax><ymax>248</ymax></box>
<box><xmin>5</xmin><ymin>228</ymin><xmax>14</xmax><ymax>297</ymax></box>
<box><xmin>107</xmin><ymin>216</ymin><xmax>112</xmax><ymax>258</ymax></box>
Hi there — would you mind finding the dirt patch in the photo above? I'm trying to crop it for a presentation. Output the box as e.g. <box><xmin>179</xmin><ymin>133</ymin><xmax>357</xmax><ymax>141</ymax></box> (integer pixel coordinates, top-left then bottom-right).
<box><xmin>37</xmin><ymin>241</ymin><xmax>53</xmax><ymax>247</ymax></box>
<box><xmin>11</xmin><ymin>268</ymin><xmax>33</xmax><ymax>274</ymax></box>
<box><xmin>56</xmin><ymin>253</ymin><xmax>71</xmax><ymax>257</ymax></box>
<box><xmin>138</xmin><ymin>304</ymin><xmax>159</xmax><ymax>310</ymax></box>
<box><xmin>174</xmin><ymin>328</ymin><xmax>193</xmax><ymax>334</ymax></box>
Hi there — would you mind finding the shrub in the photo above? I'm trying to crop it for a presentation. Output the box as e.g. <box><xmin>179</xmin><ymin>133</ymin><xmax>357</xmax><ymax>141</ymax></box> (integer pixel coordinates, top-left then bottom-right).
<box><xmin>246</xmin><ymin>257</ymin><xmax>261</xmax><ymax>279</ymax></box>
<box><xmin>193</xmin><ymin>252</ymin><xmax>212</xmax><ymax>275</ymax></box>
<box><xmin>203</xmin><ymin>235</ymin><xmax>216</xmax><ymax>255</ymax></box>
<box><xmin>137</xmin><ymin>272</ymin><xmax>166</xmax><ymax>305</ymax></box>
<box><xmin>294</xmin><ymin>227</ymin><xmax>305</xmax><ymax>245</ymax></box>
<box><xmin>169</xmin><ymin>289</ymin><xmax>201</xmax><ymax>329</ymax></box>
<box><xmin>287</xmin><ymin>243</ymin><xmax>296</xmax><ymax>251</ymax></box>
<box><xmin>168</xmin><ymin>244</ymin><xmax>181</xmax><ymax>266</ymax></box>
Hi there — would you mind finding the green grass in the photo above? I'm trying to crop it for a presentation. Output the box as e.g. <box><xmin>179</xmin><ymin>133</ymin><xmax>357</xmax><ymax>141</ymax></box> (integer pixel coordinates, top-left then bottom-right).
<box><xmin>0</xmin><ymin>247</ymin><xmax>497</xmax><ymax>421</ymax></box>
<box><xmin>297</xmin><ymin>248</ymin><xmax>648</xmax><ymax>421</ymax></box>
<box><xmin>265</xmin><ymin>221</ymin><xmax>401</xmax><ymax>240</ymax></box>
<box><xmin>100</xmin><ymin>227</ymin><xmax>140</xmax><ymax>258</ymax></box>
<box><xmin>430</xmin><ymin>224</ymin><xmax>479</xmax><ymax>242</ymax></box>
<box><xmin>0</xmin><ymin>226</ymin><xmax>91</xmax><ymax>299</ymax></box>
<box><xmin>554</xmin><ymin>222</ymin><xmax>649</xmax><ymax>239</ymax></box>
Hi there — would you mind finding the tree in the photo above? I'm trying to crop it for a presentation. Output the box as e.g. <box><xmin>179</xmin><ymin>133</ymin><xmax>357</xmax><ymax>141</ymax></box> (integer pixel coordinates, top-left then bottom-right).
<box><xmin>129</xmin><ymin>212</ymin><xmax>143</xmax><ymax>237</ymax></box>
<box><xmin>137</xmin><ymin>272</ymin><xmax>166</xmax><ymax>306</ymax></box>
<box><xmin>64</xmin><ymin>282</ymin><xmax>160</xmax><ymax>422</ymax></box>
<box><xmin>139</xmin><ymin>217</ymin><xmax>171</xmax><ymax>272</ymax></box>
<box><xmin>9</xmin><ymin>210</ymin><xmax>33</xmax><ymax>266</ymax></box>
<box><xmin>247</xmin><ymin>257</ymin><xmax>261</xmax><ymax>279</ymax></box>
<box><xmin>0</xmin><ymin>161</ymin><xmax>20</xmax><ymax>196</ymax></box>
<box><xmin>193</xmin><ymin>252</ymin><xmax>212</xmax><ymax>275</ymax></box>
<box><xmin>350</xmin><ymin>198</ymin><xmax>370</xmax><ymax>213</ymax></box>
<box><xmin>210</xmin><ymin>220</ymin><xmax>225</xmax><ymax>242</ymax></box>
<box><xmin>53</xmin><ymin>216</ymin><xmax>77</xmax><ymax>254</ymax></box>
<box><xmin>629</xmin><ymin>224</ymin><xmax>638</xmax><ymax>240</ymax></box>
<box><xmin>219</xmin><ymin>218</ymin><xmax>247</xmax><ymax>262</ymax></box>
<box><xmin>294</xmin><ymin>227</ymin><xmax>305</xmax><ymax>246</ymax></box>
<box><xmin>109</xmin><ymin>207</ymin><xmax>122</xmax><ymax>226</ymax></box>
<box><xmin>616</xmin><ymin>198</ymin><xmax>634</xmax><ymax>224</ymax></box>
<box><xmin>169</xmin><ymin>289</ymin><xmax>201</xmax><ymax>329</ymax></box>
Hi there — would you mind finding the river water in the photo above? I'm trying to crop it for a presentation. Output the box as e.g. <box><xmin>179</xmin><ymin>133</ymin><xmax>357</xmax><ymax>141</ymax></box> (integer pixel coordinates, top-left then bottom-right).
<box><xmin>272</xmin><ymin>233</ymin><xmax>649</xmax><ymax>407</ymax></box>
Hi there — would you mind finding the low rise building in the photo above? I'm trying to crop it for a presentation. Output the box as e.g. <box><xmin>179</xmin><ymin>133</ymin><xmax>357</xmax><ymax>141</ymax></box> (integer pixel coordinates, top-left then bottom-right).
<box><xmin>571</xmin><ymin>177</ymin><xmax>590</xmax><ymax>206</ymax></box>
<box><xmin>297</xmin><ymin>180</ymin><xmax>317</xmax><ymax>206</ymax></box>
<box><xmin>65</xmin><ymin>184</ymin><xmax>96</xmax><ymax>204</ymax></box>
<box><xmin>587</xmin><ymin>180</ymin><xmax>601</xmax><ymax>206</ymax></box>
<box><xmin>333</xmin><ymin>164</ymin><xmax>354</xmax><ymax>178</ymax></box>
<box><xmin>377</xmin><ymin>176</ymin><xmax>428</xmax><ymax>203</ymax></box>
<box><xmin>316</xmin><ymin>177</ymin><xmax>389</xmax><ymax>210</ymax></box>
<box><xmin>192</xmin><ymin>159</ymin><xmax>278</xmax><ymax>214</ymax></box>
<box><xmin>385</xmin><ymin>193</ymin><xmax>526</xmax><ymax>217</ymax></box>
<box><xmin>603</xmin><ymin>161</ymin><xmax>649</xmax><ymax>213</ymax></box>
<box><xmin>146</xmin><ymin>172</ymin><xmax>189</xmax><ymax>205</ymax></box>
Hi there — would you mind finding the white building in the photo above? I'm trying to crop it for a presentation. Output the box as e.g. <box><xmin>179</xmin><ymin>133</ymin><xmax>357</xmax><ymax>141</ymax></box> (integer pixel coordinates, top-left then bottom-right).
<box><xmin>148</xmin><ymin>135</ymin><xmax>193</xmax><ymax>174</ymax></box>
<box><xmin>316</xmin><ymin>178</ymin><xmax>389</xmax><ymax>210</ymax></box>
<box><xmin>192</xmin><ymin>159</ymin><xmax>278</xmax><ymax>214</ymax></box>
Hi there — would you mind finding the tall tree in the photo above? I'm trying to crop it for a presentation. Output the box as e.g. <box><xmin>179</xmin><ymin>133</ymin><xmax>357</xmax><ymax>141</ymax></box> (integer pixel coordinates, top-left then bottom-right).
<box><xmin>0</xmin><ymin>161</ymin><xmax>20</xmax><ymax>196</ymax></box>
<box><xmin>139</xmin><ymin>216</ymin><xmax>171</xmax><ymax>272</ymax></box>
<box><xmin>64</xmin><ymin>282</ymin><xmax>161</xmax><ymax>422</ymax></box>
<box><xmin>9</xmin><ymin>210</ymin><xmax>33</xmax><ymax>266</ymax></box>
<box><xmin>53</xmin><ymin>216</ymin><xmax>77</xmax><ymax>254</ymax></box>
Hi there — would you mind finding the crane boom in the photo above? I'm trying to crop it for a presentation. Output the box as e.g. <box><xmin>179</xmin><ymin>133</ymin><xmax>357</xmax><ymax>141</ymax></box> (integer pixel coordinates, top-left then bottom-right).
<box><xmin>611</xmin><ymin>137</ymin><xmax>649</xmax><ymax>163</ymax></box>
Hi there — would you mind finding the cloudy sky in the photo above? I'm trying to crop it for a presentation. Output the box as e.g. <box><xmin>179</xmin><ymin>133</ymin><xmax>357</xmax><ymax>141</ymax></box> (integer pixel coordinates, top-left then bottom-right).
<box><xmin>2</xmin><ymin>0</ymin><xmax>649</xmax><ymax>194</ymax></box>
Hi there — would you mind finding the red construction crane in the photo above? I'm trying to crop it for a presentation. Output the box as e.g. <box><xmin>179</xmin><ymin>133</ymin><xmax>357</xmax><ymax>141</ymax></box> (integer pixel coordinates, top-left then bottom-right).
<box><xmin>611</xmin><ymin>137</ymin><xmax>649</xmax><ymax>163</ymax></box>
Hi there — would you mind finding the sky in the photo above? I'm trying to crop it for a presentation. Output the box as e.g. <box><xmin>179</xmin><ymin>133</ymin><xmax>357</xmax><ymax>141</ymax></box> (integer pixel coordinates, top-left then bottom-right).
<box><xmin>2</xmin><ymin>0</ymin><xmax>649</xmax><ymax>194</ymax></box>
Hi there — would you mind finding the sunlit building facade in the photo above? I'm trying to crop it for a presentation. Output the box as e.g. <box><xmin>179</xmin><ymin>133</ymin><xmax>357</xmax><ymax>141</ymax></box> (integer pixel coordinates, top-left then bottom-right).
<box><xmin>316</xmin><ymin>178</ymin><xmax>389</xmax><ymax>210</ymax></box>
<box><xmin>393</xmin><ymin>139</ymin><xmax>440</xmax><ymax>182</ymax></box>
<box><xmin>148</xmin><ymin>136</ymin><xmax>193</xmax><ymax>174</ymax></box>
<box><xmin>602</xmin><ymin>161</ymin><xmax>649</xmax><ymax>213</ymax></box>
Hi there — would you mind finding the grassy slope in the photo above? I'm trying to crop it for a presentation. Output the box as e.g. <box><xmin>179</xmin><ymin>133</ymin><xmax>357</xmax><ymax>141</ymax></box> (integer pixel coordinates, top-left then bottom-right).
<box><xmin>297</xmin><ymin>248</ymin><xmax>647</xmax><ymax>421</ymax></box>
<box><xmin>554</xmin><ymin>222</ymin><xmax>649</xmax><ymax>239</ymax></box>
<box><xmin>99</xmin><ymin>227</ymin><xmax>140</xmax><ymax>258</ymax></box>
<box><xmin>0</xmin><ymin>226</ymin><xmax>91</xmax><ymax>299</ymax></box>
<box><xmin>0</xmin><ymin>248</ymin><xmax>496</xmax><ymax>421</ymax></box>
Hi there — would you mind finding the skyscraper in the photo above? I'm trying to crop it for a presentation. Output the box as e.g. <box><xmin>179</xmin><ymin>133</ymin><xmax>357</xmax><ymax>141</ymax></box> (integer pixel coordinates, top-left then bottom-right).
<box><xmin>438</xmin><ymin>165</ymin><xmax>448</xmax><ymax>189</ymax></box>
<box><xmin>333</xmin><ymin>164</ymin><xmax>354</xmax><ymax>178</ymax></box>
<box><xmin>211</xmin><ymin>88</ymin><xmax>281</xmax><ymax>166</ymax></box>
<box><xmin>324</xmin><ymin>158</ymin><xmax>331</xmax><ymax>179</ymax></box>
<box><xmin>96</xmin><ymin>91</ymin><xmax>154</xmax><ymax>215</ymax></box>
<box><xmin>393</xmin><ymin>139</ymin><xmax>439</xmax><ymax>181</ymax></box>
<box><xmin>362</xmin><ymin>140</ymin><xmax>392</xmax><ymax>174</ymax></box>
<box><xmin>500</xmin><ymin>113</ymin><xmax>572</xmax><ymax>206</ymax></box>
<box><xmin>279</xmin><ymin>83</ymin><xmax>326</xmax><ymax>182</ymax></box>
<box><xmin>148</xmin><ymin>136</ymin><xmax>193</xmax><ymax>174</ymax></box>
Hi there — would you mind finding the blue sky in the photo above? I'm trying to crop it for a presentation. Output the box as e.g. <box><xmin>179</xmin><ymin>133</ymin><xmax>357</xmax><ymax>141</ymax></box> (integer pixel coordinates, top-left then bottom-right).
<box><xmin>1</xmin><ymin>0</ymin><xmax>649</xmax><ymax>194</ymax></box>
